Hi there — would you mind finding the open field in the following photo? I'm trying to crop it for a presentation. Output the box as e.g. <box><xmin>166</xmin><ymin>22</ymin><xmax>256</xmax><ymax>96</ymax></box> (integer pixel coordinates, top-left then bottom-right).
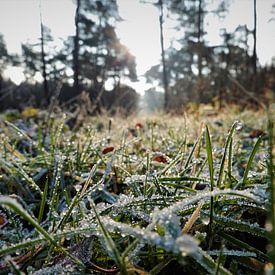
<box><xmin>0</xmin><ymin>106</ymin><xmax>274</xmax><ymax>274</ymax></box>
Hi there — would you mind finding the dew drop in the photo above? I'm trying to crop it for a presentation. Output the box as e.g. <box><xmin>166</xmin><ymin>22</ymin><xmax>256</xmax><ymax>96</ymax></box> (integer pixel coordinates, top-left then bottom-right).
<box><xmin>202</xmin><ymin>217</ymin><xmax>210</xmax><ymax>225</ymax></box>
<box><xmin>235</xmin><ymin>121</ymin><xmax>243</xmax><ymax>131</ymax></box>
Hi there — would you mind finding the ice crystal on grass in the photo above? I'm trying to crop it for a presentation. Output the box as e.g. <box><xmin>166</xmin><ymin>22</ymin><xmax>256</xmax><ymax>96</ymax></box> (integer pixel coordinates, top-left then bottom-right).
<box><xmin>151</xmin><ymin>208</ymin><xmax>181</xmax><ymax>239</ymax></box>
<box><xmin>101</xmin><ymin>216</ymin><xmax>200</xmax><ymax>258</ymax></box>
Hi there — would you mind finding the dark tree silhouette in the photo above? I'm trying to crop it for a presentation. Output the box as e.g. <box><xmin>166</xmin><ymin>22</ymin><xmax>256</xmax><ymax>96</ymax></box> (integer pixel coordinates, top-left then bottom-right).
<box><xmin>73</xmin><ymin>0</ymin><xmax>81</xmax><ymax>94</ymax></box>
<box><xmin>158</xmin><ymin>0</ymin><xmax>169</xmax><ymax>110</ymax></box>
<box><xmin>39</xmin><ymin>5</ymin><xmax>50</xmax><ymax>105</ymax></box>
<box><xmin>252</xmin><ymin>0</ymin><xmax>257</xmax><ymax>76</ymax></box>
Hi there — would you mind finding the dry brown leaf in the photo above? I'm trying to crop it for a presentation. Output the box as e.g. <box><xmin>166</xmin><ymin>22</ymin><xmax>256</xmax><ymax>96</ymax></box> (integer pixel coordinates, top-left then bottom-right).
<box><xmin>102</xmin><ymin>146</ymin><xmax>115</xmax><ymax>154</ymax></box>
<box><xmin>153</xmin><ymin>154</ymin><xmax>168</xmax><ymax>163</ymax></box>
<box><xmin>135</xmin><ymin>123</ymin><xmax>143</xmax><ymax>129</ymax></box>
<box><xmin>0</xmin><ymin>212</ymin><xmax>8</xmax><ymax>229</ymax></box>
<box><xmin>249</xmin><ymin>129</ymin><xmax>265</xmax><ymax>138</ymax></box>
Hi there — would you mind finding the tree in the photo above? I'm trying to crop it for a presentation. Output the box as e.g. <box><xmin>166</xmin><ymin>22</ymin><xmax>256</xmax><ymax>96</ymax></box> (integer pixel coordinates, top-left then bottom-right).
<box><xmin>252</xmin><ymin>0</ymin><xmax>257</xmax><ymax>76</ymax></box>
<box><xmin>40</xmin><ymin>5</ymin><xmax>50</xmax><ymax>105</ymax></box>
<box><xmin>73</xmin><ymin>0</ymin><xmax>81</xmax><ymax>94</ymax></box>
<box><xmin>70</xmin><ymin>0</ymin><xmax>137</xmax><ymax>97</ymax></box>
<box><xmin>0</xmin><ymin>34</ymin><xmax>10</xmax><ymax>92</ymax></box>
<box><xmin>158</xmin><ymin>0</ymin><xmax>169</xmax><ymax>110</ymax></box>
<box><xmin>144</xmin><ymin>0</ymin><xmax>232</xmax><ymax>109</ymax></box>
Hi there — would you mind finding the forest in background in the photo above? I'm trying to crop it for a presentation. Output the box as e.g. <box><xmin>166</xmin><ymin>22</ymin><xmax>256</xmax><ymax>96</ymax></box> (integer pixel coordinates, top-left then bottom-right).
<box><xmin>0</xmin><ymin>0</ymin><xmax>274</xmax><ymax>114</ymax></box>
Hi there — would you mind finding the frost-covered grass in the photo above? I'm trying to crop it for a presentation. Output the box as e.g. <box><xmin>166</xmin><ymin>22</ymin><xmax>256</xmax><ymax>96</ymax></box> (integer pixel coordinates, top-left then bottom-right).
<box><xmin>0</xmin><ymin>106</ymin><xmax>273</xmax><ymax>274</ymax></box>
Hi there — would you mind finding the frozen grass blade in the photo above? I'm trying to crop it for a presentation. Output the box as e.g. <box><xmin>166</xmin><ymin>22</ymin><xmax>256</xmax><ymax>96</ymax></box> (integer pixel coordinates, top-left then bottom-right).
<box><xmin>89</xmin><ymin>199</ymin><xmax>127</xmax><ymax>274</ymax></box>
<box><xmin>217</xmin><ymin>122</ymin><xmax>237</xmax><ymax>188</ymax></box>
<box><xmin>267</xmin><ymin>114</ymin><xmax>275</xmax><ymax>267</ymax></box>
<box><xmin>149</xmin><ymin>257</ymin><xmax>175</xmax><ymax>275</ymax></box>
<box><xmin>214</xmin><ymin>244</ymin><xmax>224</xmax><ymax>275</ymax></box>
<box><xmin>241</xmin><ymin>136</ymin><xmax>262</xmax><ymax>187</ymax></box>
<box><xmin>218</xmin><ymin>231</ymin><xmax>268</xmax><ymax>261</ymax></box>
<box><xmin>159</xmin><ymin>153</ymin><xmax>182</xmax><ymax>176</ymax></box>
<box><xmin>205</xmin><ymin>125</ymin><xmax>214</xmax><ymax>190</ymax></box>
<box><xmin>227</xmin><ymin>137</ymin><xmax>233</xmax><ymax>186</ymax></box>
<box><xmin>192</xmin><ymin>248</ymin><xmax>232</xmax><ymax>275</ymax></box>
<box><xmin>56</xmin><ymin>162</ymin><xmax>98</xmax><ymax>231</ymax></box>
<box><xmin>0</xmin><ymin>196</ymin><xmax>85</xmax><ymax>268</ymax></box>
<box><xmin>205</xmin><ymin>125</ymin><xmax>214</xmax><ymax>246</ymax></box>
<box><xmin>180</xmin><ymin>138</ymin><xmax>199</xmax><ymax>176</ymax></box>
<box><xmin>38</xmin><ymin>177</ymin><xmax>48</xmax><ymax>224</ymax></box>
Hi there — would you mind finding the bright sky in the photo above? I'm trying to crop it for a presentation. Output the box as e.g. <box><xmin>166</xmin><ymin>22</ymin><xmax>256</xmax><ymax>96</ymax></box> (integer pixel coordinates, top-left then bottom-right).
<box><xmin>0</xmin><ymin>0</ymin><xmax>274</xmax><ymax>91</ymax></box>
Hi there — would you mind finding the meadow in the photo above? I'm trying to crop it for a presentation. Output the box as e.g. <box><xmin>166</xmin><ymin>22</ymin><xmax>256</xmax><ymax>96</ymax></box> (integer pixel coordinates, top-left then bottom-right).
<box><xmin>0</xmin><ymin>105</ymin><xmax>273</xmax><ymax>274</ymax></box>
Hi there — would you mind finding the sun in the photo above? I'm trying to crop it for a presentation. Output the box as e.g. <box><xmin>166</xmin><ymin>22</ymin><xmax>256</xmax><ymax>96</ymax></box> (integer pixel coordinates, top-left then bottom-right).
<box><xmin>4</xmin><ymin>66</ymin><xmax>25</xmax><ymax>85</ymax></box>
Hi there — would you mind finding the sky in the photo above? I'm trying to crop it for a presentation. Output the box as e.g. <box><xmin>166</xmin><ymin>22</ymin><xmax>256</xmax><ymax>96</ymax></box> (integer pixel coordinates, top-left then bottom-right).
<box><xmin>0</xmin><ymin>0</ymin><xmax>274</xmax><ymax>92</ymax></box>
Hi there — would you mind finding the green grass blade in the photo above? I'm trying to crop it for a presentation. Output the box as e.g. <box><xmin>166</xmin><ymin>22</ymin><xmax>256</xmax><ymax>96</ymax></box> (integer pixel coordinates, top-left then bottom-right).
<box><xmin>267</xmin><ymin>114</ymin><xmax>275</xmax><ymax>266</ymax></box>
<box><xmin>205</xmin><ymin>126</ymin><xmax>214</xmax><ymax>190</ymax></box>
<box><xmin>180</xmin><ymin>138</ymin><xmax>199</xmax><ymax>175</ymax></box>
<box><xmin>242</xmin><ymin>136</ymin><xmax>262</xmax><ymax>187</ymax></box>
<box><xmin>217</xmin><ymin>122</ymin><xmax>237</xmax><ymax>188</ymax></box>
<box><xmin>205</xmin><ymin>125</ymin><xmax>214</xmax><ymax>246</ymax></box>
<box><xmin>227</xmin><ymin>137</ymin><xmax>233</xmax><ymax>186</ymax></box>
<box><xmin>0</xmin><ymin>196</ymin><xmax>85</xmax><ymax>268</ymax></box>
<box><xmin>89</xmin><ymin>199</ymin><xmax>127</xmax><ymax>274</ymax></box>
<box><xmin>192</xmin><ymin>248</ymin><xmax>232</xmax><ymax>275</ymax></box>
<box><xmin>218</xmin><ymin>231</ymin><xmax>268</xmax><ymax>261</ymax></box>
<box><xmin>38</xmin><ymin>177</ymin><xmax>48</xmax><ymax>223</ymax></box>
<box><xmin>158</xmin><ymin>153</ymin><xmax>182</xmax><ymax>176</ymax></box>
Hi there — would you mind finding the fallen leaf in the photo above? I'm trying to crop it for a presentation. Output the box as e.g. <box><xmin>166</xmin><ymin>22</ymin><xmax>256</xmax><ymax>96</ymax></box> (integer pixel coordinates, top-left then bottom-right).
<box><xmin>135</xmin><ymin>123</ymin><xmax>143</xmax><ymax>129</ymax></box>
<box><xmin>0</xmin><ymin>212</ymin><xmax>8</xmax><ymax>229</ymax></box>
<box><xmin>153</xmin><ymin>154</ymin><xmax>168</xmax><ymax>163</ymax></box>
<box><xmin>102</xmin><ymin>146</ymin><xmax>114</xmax><ymax>154</ymax></box>
<box><xmin>249</xmin><ymin>129</ymin><xmax>265</xmax><ymax>138</ymax></box>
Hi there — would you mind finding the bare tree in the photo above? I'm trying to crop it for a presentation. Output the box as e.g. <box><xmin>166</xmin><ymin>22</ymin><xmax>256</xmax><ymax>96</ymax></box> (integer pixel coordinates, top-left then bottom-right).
<box><xmin>39</xmin><ymin>1</ymin><xmax>49</xmax><ymax>105</ymax></box>
<box><xmin>252</xmin><ymin>0</ymin><xmax>257</xmax><ymax>76</ymax></box>
<box><xmin>73</xmin><ymin>0</ymin><xmax>81</xmax><ymax>94</ymax></box>
<box><xmin>158</xmin><ymin>0</ymin><xmax>169</xmax><ymax>110</ymax></box>
<box><xmin>198</xmin><ymin>0</ymin><xmax>203</xmax><ymax>77</ymax></box>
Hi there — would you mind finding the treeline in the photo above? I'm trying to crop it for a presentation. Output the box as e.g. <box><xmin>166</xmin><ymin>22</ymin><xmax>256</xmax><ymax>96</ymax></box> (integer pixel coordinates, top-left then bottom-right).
<box><xmin>146</xmin><ymin>0</ymin><xmax>275</xmax><ymax>110</ymax></box>
<box><xmin>0</xmin><ymin>0</ymin><xmax>138</xmax><ymax>114</ymax></box>
<box><xmin>0</xmin><ymin>0</ymin><xmax>274</xmax><ymax>113</ymax></box>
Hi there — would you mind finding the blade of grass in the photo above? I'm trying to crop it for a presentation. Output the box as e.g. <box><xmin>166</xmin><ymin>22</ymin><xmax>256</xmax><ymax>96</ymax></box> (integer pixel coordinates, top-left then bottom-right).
<box><xmin>180</xmin><ymin>138</ymin><xmax>199</xmax><ymax>176</ymax></box>
<box><xmin>89</xmin><ymin>199</ymin><xmax>127</xmax><ymax>274</ymax></box>
<box><xmin>214</xmin><ymin>244</ymin><xmax>224</xmax><ymax>275</ymax></box>
<box><xmin>0</xmin><ymin>196</ymin><xmax>85</xmax><ymax>268</ymax></box>
<box><xmin>205</xmin><ymin>125</ymin><xmax>214</xmax><ymax>247</ymax></box>
<box><xmin>38</xmin><ymin>177</ymin><xmax>48</xmax><ymax>223</ymax></box>
<box><xmin>227</xmin><ymin>137</ymin><xmax>233</xmax><ymax>187</ymax></box>
<box><xmin>158</xmin><ymin>153</ymin><xmax>183</xmax><ymax>176</ymax></box>
<box><xmin>241</xmin><ymin>136</ymin><xmax>262</xmax><ymax>188</ymax></box>
<box><xmin>217</xmin><ymin>122</ymin><xmax>238</xmax><ymax>188</ymax></box>
<box><xmin>218</xmin><ymin>231</ymin><xmax>268</xmax><ymax>261</ymax></box>
<box><xmin>267</xmin><ymin>114</ymin><xmax>275</xmax><ymax>266</ymax></box>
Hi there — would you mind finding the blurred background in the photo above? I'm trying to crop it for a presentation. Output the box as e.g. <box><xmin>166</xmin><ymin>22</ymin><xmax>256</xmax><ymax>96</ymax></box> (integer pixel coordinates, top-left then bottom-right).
<box><xmin>0</xmin><ymin>0</ymin><xmax>274</xmax><ymax>114</ymax></box>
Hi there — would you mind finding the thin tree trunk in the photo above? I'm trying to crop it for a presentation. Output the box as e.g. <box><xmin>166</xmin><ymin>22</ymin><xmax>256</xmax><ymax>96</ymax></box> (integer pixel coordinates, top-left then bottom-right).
<box><xmin>73</xmin><ymin>0</ymin><xmax>81</xmax><ymax>94</ymax></box>
<box><xmin>252</xmin><ymin>0</ymin><xmax>257</xmax><ymax>76</ymax></box>
<box><xmin>158</xmin><ymin>0</ymin><xmax>169</xmax><ymax>110</ymax></box>
<box><xmin>40</xmin><ymin>5</ymin><xmax>49</xmax><ymax>106</ymax></box>
<box><xmin>198</xmin><ymin>0</ymin><xmax>202</xmax><ymax>77</ymax></box>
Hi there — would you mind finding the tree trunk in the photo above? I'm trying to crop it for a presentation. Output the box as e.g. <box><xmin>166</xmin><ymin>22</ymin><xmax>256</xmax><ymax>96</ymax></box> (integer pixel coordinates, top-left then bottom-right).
<box><xmin>252</xmin><ymin>0</ymin><xmax>257</xmax><ymax>76</ymax></box>
<box><xmin>158</xmin><ymin>0</ymin><xmax>169</xmax><ymax>110</ymax></box>
<box><xmin>40</xmin><ymin>15</ymin><xmax>49</xmax><ymax>106</ymax></box>
<box><xmin>73</xmin><ymin>0</ymin><xmax>81</xmax><ymax>94</ymax></box>
<box><xmin>198</xmin><ymin>0</ymin><xmax>203</xmax><ymax>77</ymax></box>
